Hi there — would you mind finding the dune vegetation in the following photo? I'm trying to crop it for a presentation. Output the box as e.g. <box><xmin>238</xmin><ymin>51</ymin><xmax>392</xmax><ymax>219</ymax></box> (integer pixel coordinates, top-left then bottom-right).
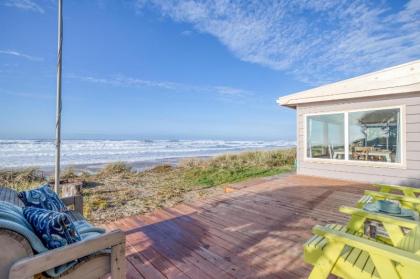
<box><xmin>0</xmin><ymin>148</ymin><xmax>296</xmax><ymax>224</ymax></box>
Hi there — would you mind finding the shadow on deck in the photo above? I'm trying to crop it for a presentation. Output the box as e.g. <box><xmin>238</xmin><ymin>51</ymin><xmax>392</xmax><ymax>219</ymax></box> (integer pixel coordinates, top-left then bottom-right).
<box><xmin>103</xmin><ymin>174</ymin><xmax>373</xmax><ymax>279</ymax></box>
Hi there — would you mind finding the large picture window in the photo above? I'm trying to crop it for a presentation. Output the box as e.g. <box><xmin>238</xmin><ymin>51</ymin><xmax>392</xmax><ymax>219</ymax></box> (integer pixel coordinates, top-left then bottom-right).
<box><xmin>349</xmin><ymin>108</ymin><xmax>401</xmax><ymax>163</ymax></box>
<box><xmin>305</xmin><ymin>107</ymin><xmax>402</xmax><ymax>165</ymax></box>
<box><xmin>306</xmin><ymin>113</ymin><xmax>345</xmax><ymax>160</ymax></box>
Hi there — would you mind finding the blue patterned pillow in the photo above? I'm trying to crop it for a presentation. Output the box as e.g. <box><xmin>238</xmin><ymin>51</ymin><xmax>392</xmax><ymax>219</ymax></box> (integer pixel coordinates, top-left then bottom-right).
<box><xmin>23</xmin><ymin>207</ymin><xmax>81</xmax><ymax>249</ymax></box>
<box><xmin>18</xmin><ymin>184</ymin><xmax>67</xmax><ymax>212</ymax></box>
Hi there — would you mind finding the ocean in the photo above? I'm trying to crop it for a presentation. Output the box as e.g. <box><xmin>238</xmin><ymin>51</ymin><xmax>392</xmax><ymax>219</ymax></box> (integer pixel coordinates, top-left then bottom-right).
<box><xmin>0</xmin><ymin>139</ymin><xmax>295</xmax><ymax>171</ymax></box>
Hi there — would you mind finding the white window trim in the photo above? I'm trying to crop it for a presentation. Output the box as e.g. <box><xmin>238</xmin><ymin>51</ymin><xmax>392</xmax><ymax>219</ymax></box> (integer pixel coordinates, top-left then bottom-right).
<box><xmin>303</xmin><ymin>105</ymin><xmax>406</xmax><ymax>169</ymax></box>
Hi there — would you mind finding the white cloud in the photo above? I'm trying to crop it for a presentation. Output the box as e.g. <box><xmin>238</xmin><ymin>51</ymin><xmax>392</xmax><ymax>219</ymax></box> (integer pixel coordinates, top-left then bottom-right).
<box><xmin>181</xmin><ymin>30</ymin><xmax>193</xmax><ymax>36</ymax></box>
<box><xmin>0</xmin><ymin>89</ymin><xmax>52</xmax><ymax>100</ymax></box>
<box><xmin>4</xmin><ymin>0</ymin><xmax>44</xmax><ymax>13</ymax></box>
<box><xmin>69</xmin><ymin>74</ymin><xmax>252</xmax><ymax>97</ymax></box>
<box><xmin>214</xmin><ymin>86</ymin><xmax>248</xmax><ymax>97</ymax></box>
<box><xmin>0</xmin><ymin>50</ymin><xmax>43</xmax><ymax>61</ymax></box>
<box><xmin>135</xmin><ymin>0</ymin><xmax>420</xmax><ymax>84</ymax></box>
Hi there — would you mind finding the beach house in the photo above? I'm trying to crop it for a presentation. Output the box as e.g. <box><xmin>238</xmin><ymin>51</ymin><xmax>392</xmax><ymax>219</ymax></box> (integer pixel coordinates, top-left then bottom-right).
<box><xmin>278</xmin><ymin>60</ymin><xmax>420</xmax><ymax>186</ymax></box>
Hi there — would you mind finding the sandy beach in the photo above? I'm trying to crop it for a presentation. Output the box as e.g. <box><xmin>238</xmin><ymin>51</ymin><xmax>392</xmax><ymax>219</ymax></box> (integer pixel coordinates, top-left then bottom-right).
<box><xmin>37</xmin><ymin>156</ymin><xmax>208</xmax><ymax>176</ymax></box>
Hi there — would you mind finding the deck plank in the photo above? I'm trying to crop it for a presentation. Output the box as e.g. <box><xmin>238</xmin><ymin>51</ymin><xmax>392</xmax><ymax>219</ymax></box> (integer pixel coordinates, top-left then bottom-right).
<box><xmin>173</xmin><ymin>204</ymin><xmax>309</xmax><ymax>278</ymax></box>
<box><xmin>132</xmin><ymin>214</ymin><xmax>232</xmax><ymax>279</ymax></box>
<box><xmin>123</xmin><ymin>217</ymin><xmax>192</xmax><ymax>279</ymax></box>
<box><xmin>129</xmin><ymin>216</ymin><xmax>221</xmax><ymax>279</ymax></box>
<box><xmin>104</xmin><ymin>174</ymin><xmax>372</xmax><ymax>278</ymax></box>
<box><xmin>150</xmin><ymin>209</ymin><xmax>264</xmax><ymax>279</ymax></box>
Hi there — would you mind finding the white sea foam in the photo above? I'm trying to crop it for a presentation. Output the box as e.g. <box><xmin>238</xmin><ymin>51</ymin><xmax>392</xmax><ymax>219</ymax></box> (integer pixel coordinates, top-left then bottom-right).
<box><xmin>0</xmin><ymin>139</ymin><xmax>295</xmax><ymax>168</ymax></box>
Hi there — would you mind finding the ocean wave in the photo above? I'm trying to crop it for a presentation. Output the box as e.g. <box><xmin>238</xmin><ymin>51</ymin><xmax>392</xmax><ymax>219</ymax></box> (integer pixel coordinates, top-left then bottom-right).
<box><xmin>0</xmin><ymin>139</ymin><xmax>295</xmax><ymax>168</ymax></box>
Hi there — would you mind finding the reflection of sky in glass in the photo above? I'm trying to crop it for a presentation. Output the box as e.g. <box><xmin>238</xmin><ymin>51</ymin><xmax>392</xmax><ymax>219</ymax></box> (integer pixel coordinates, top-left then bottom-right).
<box><xmin>349</xmin><ymin>108</ymin><xmax>400</xmax><ymax>163</ymax></box>
<box><xmin>307</xmin><ymin>114</ymin><xmax>344</xmax><ymax>146</ymax></box>
<box><xmin>349</xmin><ymin>126</ymin><xmax>387</xmax><ymax>143</ymax></box>
<box><xmin>349</xmin><ymin>109</ymin><xmax>400</xmax><ymax>144</ymax></box>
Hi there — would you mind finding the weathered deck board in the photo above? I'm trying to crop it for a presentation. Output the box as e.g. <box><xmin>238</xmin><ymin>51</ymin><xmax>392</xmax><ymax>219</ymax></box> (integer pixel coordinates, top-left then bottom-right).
<box><xmin>104</xmin><ymin>174</ymin><xmax>372</xmax><ymax>278</ymax></box>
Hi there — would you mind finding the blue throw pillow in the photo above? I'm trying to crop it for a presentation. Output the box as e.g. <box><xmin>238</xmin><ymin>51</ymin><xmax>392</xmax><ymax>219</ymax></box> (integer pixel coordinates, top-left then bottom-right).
<box><xmin>18</xmin><ymin>184</ymin><xmax>67</xmax><ymax>212</ymax></box>
<box><xmin>23</xmin><ymin>207</ymin><xmax>81</xmax><ymax>249</ymax></box>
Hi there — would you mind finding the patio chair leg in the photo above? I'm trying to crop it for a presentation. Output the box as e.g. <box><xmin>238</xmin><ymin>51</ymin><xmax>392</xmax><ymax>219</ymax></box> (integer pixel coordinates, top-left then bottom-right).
<box><xmin>111</xmin><ymin>242</ymin><xmax>126</xmax><ymax>278</ymax></box>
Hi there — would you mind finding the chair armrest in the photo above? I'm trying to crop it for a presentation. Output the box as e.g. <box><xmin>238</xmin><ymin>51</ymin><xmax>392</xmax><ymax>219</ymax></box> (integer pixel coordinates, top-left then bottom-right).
<box><xmin>9</xmin><ymin>230</ymin><xmax>125</xmax><ymax>279</ymax></box>
<box><xmin>364</xmin><ymin>190</ymin><xmax>420</xmax><ymax>205</ymax></box>
<box><xmin>340</xmin><ymin>206</ymin><xmax>419</xmax><ymax>230</ymax></box>
<box><xmin>61</xmin><ymin>195</ymin><xmax>84</xmax><ymax>215</ymax></box>
<box><xmin>312</xmin><ymin>225</ymin><xmax>420</xmax><ymax>266</ymax></box>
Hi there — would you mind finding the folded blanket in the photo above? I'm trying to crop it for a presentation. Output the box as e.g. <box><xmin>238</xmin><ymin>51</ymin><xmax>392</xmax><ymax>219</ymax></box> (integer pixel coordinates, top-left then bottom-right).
<box><xmin>0</xmin><ymin>200</ymin><xmax>107</xmax><ymax>277</ymax></box>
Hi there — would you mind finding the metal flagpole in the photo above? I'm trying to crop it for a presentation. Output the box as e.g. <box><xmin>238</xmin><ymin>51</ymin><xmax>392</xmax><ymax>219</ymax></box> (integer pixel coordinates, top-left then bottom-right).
<box><xmin>54</xmin><ymin>0</ymin><xmax>63</xmax><ymax>193</ymax></box>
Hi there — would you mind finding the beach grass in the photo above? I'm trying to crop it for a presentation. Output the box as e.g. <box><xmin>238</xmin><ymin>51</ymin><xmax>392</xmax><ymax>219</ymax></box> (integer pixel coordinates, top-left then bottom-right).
<box><xmin>0</xmin><ymin>168</ymin><xmax>47</xmax><ymax>191</ymax></box>
<box><xmin>182</xmin><ymin>148</ymin><xmax>295</xmax><ymax>187</ymax></box>
<box><xmin>0</xmin><ymin>148</ymin><xmax>295</xmax><ymax>223</ymax></box>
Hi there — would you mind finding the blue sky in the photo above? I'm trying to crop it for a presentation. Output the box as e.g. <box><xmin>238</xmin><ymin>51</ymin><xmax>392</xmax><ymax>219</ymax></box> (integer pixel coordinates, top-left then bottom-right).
<box><xmin>0</xmin><ymin>0</ymin><xmax>419</xmax><ymax>140</ymax></box>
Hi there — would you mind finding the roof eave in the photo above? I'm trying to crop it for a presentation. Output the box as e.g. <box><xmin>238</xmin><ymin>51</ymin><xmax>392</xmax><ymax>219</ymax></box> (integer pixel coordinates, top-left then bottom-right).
<box><xmin>276</xmin><ymin>60</ymin><xmax>420</xmax><ymax>108</ymax></box>
<box><xmin>276</xmin><ymin>97</ymin><xmax>297</xmax><ymax>109</ymax></box>
<box><xmin>277</xmin><ymin>83</ymin><xmax>420</xmax><ymax>108</ymax></box>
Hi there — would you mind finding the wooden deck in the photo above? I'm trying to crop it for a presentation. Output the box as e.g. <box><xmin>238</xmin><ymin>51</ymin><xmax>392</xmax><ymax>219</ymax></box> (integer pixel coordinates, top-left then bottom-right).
<box><xmin>103</xmin><ymin>174</ymin><xmax>372</xmax><ymax>279</ymax></box>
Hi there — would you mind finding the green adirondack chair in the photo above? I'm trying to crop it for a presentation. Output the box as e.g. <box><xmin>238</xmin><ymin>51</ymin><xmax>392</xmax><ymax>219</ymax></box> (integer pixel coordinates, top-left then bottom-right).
<box><xmin>304</xmin><ymin>206</ymin><xmax>420</xmax><ymax>278</ymax></box>
<box><xmin>304</xmin><ymin>224</ymin><xmax>420</xmax><ymax>279</ymax></box>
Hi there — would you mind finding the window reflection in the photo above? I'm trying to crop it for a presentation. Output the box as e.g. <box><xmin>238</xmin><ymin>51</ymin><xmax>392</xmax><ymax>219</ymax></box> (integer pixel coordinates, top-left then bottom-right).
<box><xmin>349</xmin><ymin>108</ymin><xmax>400</xmax><ymax>163</ymax></box>
<box><xmin>307</xmin><ymin>113</ymin><xmax>345</xmax><ymax>160</ymax></box>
